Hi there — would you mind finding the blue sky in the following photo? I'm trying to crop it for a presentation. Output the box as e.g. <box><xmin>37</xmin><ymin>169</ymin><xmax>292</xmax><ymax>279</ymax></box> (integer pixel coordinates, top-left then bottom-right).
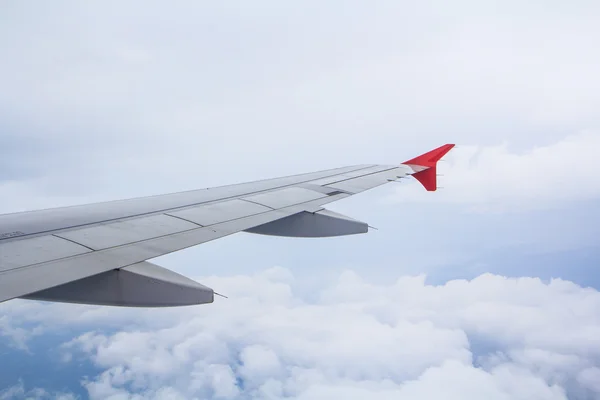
<box><xmin>1</xmin><ymin>1</ymin><xmax>600</xmax><ymax>399</ymax></box>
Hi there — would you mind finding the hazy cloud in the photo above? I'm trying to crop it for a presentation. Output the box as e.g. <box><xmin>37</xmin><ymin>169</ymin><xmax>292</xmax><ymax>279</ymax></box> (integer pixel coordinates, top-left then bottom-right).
<box><xmin>1</xmin><ymin>1</ymin><xmax>599</xmax><ymax>213</ymax></box>
<box><xmin>0</xmin><ymin>381</ymin><xmax>75</xmax><ymax>400</ymax></box>
<box><xmin>390</xmin><ymin>130</ymin><xmax>600</xmax><ymax>211</ymax></box>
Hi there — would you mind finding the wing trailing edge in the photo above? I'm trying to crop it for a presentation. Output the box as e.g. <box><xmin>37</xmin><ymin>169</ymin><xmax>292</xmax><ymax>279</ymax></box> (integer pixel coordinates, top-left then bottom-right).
<box><xmin>402</xmin><ymin>144</ymin><xmax>455</xmax><ymax>191</ymax></box>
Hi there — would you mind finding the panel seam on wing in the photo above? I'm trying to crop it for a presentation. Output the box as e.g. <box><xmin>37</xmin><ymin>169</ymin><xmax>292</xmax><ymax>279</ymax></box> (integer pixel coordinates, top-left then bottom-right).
<box><xmin>239</xmin><ymin>198</ymin><xmax>276</xmax><ymax>210</ymax></box>
<box><xmin>51</xmin><ymin>234</ymin><xmax>96</xmax><ymax>252</ymax></box>
<box><xmin>0</xmin><ymin>192</ymin><xmax>353</xmax><ymax>274</ymax></box>
<box><xmin>163</xmin><ymin>213</ymin><xmax>204</xmax><ymax>227</ymax></box>
<box><xmin>0</xmin><ymin>165</ymin><xmax>376</xmax><ymax>243</ymax></box>
<box><xmin>315</xmin><ymin>166</ymin><xmax>399</xmax><ymax>186</ymax></box>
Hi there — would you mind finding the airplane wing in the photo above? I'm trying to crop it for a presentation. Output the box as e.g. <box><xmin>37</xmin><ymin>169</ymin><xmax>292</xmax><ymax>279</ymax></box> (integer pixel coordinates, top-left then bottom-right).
<box><xmin>0</xmin><ymin>144</ymin><xmax>454</xmax><ymax>307</ymax></box>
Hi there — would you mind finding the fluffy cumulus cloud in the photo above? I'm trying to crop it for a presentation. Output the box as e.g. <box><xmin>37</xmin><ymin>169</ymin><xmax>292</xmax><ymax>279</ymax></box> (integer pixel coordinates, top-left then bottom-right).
<box><xmin>4</xmin><ymin>267</ymin><xmax>600</xmax><ymax>399</ymax></box>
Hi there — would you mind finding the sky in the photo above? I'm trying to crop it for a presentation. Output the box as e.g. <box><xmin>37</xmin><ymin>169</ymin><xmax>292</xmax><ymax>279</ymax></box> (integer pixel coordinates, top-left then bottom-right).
<box><xmin>1</xmin><ymin>1</ymin><xmax>600</xmax><ymax>399</ymax></box>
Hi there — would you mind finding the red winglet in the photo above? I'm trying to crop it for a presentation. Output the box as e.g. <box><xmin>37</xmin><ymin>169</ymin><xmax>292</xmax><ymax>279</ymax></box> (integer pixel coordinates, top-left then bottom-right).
<box><xmin>401</xmin><ymin>144</ymin><xmax>455</xmax><ymax>191</ymax></box>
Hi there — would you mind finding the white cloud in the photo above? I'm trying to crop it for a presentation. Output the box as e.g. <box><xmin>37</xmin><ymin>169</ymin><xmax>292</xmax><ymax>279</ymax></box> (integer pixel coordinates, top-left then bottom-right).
<box><xmin>390</xmin><ymin>131</ymin><xmax>600</xmax><ymax>211</ymax></box>
<box><xmin>290</xmin><ymin>360</ymin><xmax>567</xmax><ymax>400</ymax></box>
<box><xmin>4</xmin><ymin>267</ymin><xmax>600</xmax><ymax>399</ymax></box>
<box><xmin>0</xmin><ymin>382</ymin><xmax>76</xmax><ymax>400</ymax></box>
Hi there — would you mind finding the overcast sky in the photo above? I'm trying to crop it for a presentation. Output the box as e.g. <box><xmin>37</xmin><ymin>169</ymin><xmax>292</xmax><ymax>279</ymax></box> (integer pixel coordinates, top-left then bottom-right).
<box><xmin>1</xmin><ymin>1</ymin><xmax>600</xmax><ymax>399</ymax></box>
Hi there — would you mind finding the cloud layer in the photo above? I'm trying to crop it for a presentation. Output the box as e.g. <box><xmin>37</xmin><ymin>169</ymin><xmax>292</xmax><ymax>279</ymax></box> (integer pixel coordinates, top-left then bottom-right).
<box><xmin>1</xmin><ymin>2</ymin><xmax>599</xmax><ymax>399</ymax></box>
<box><xmin>3</xmin><ymin>267</ymin><xmax>600</xmax><ymax>399</ymax></box>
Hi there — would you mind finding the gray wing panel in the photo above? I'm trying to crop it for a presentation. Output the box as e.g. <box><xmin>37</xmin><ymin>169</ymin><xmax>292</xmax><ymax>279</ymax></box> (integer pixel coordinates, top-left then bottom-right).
<box><xmin>245</xmin><ymin>209</ymin><xmax>368</xmax><ymax>237</ymax></box>
<box><xmin>55</xmin><ymin>214</ymin><xmax>199</xmax><ymax>250</ymax></box>
<box><xmin>320</xmin><ymin>166</ymin><xmax>411</xmax><ymax>194</ymax></box>
<box><xmin>1</xmin><ymin>235</ymin><xmax>91</xmax><ymax>272</ymax></box>
<box><xmin>22</xmin><ymin>261</ymin><xmax>214</xmax><ymax>307</ymax></box>
<box><xmin>306</xmin><ymin>165</ymin><xmax>397</xmax><ymax>186</ymax></box>
<box><xmin>0</xmin><ymin>164</ymin><xmax>374</xmax><ymax>241</ymax></box>
<box><xmin>167</xmin><ymin>199</ymin><xmax>271</xmax><ymax>226</ymax></box>
<box><xmin>242</xmin><ymin>187</ymin><xmax>326</xmax><ymax>209</ymax></box>
<box><xmin>0</xmin><ymin>163</ymin><xmax>411</xmax><ymax>305</ymax></box>
<box><xmin>0</xmin><ymin>209</ymin><xmax>291</xmax><ymax>303</ymax></box>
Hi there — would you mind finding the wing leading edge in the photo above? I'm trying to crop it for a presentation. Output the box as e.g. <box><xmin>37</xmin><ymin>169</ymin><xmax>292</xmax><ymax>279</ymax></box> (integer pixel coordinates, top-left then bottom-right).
<box><xmin>0</xmin><ymin>144</ymin><xmax>454</xmax><ymax>307</ymax></box>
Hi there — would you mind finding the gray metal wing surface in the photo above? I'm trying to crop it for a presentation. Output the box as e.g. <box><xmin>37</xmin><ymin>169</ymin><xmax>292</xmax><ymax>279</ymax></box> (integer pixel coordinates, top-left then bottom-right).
<box><xmin>0</xmin><ymin>144</ymin><xmax>454</xmax><ymax>307</ymax></box>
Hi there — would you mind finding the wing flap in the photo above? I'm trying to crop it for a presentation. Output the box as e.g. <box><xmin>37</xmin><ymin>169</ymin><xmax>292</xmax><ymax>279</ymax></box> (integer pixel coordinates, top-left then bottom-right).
<box><xmin>245</xmin><ymin>208</ymin><xmax>368</xmax><ymax>238</ymax></box>
<box><xmin>242</xmin><ymin>187</ymin><xmax>326</xmax><ymax>209</ymax></box>
<box><xmin>0</xmin><ymin>235</ymin><xmax>91</xmax><ymax>272</ymax></box>
<box><xmin>167</xmin><ymin>199</ymin><xmax>271</xmax><ymax>226</ymax></box>
<box><xmin>21</xmin><ymin>261</ymin><xmax>214</xmax><ymax>307</ymax></box>
<box><xmin>54</xmin><ymin>214</ymin><xmax>199</xmax><ymax>251</ymax></box>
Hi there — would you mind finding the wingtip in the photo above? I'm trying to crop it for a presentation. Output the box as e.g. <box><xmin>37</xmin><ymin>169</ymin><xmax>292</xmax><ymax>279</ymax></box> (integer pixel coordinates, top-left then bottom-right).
<box><xmin>401</xmin><ymin>144</ymin><xmax>456</xmax><ymax>168</ymax></box>
<box><xmin>401</xmin><ymin>144</ymin><xmax>455</xmax><ymax>191</ymax></box>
